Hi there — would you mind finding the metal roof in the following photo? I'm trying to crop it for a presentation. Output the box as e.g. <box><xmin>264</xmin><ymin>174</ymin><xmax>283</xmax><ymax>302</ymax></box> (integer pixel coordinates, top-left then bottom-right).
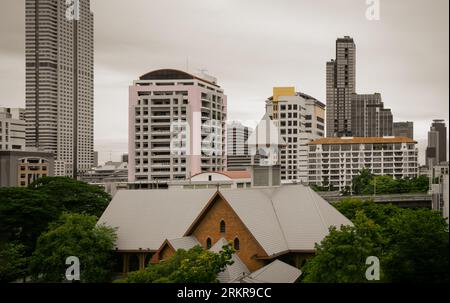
<box><xmin>240</xmin><ymin>260</ymin><xmax>302</xmax><ymax>283</ymax></box>
<box><xmin>210</xmin><ymin>238</ymin><xmax>250</xmax><ymax>283</ymax></box>
<box><xmin>97</xmin><ymin>189</ymin><xmax>216</xmax><ymax>251</ymax></box>
<box><xmin>167</xmin><ymin>236</ymin><xmax>200</xmax><ymax>251</ymax></box>
<box><xmin>98</xmin><ymin>185</ymin><xmax>353</xmax><ymax>254</ymax></box>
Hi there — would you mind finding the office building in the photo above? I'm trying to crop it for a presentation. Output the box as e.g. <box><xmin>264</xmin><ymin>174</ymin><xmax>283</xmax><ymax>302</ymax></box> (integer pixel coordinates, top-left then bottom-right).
<box><xmin>426</xmin><ymin>119</ymin><xmax>447</xmax><ymax>167</ymax></box>
<box><xmin>0</xmin><ymin>108</ymin><xmax>26</xmax><ymax>151</ymax></box>
<box><xmin>128</xmin><ymin>69</ymin><xmax>227</xmax><ymax>183</ymax></box>
<box><xmin>0</xmin><ymin>150</ymin><xmax>54</xmax><ymax>187</ymax></box>
<box><xmin>393</xmin><ymin>121</ymin><xmax>414</xmax><ymax>139</ymax></box>
<box><xmin>307</xmin><ymin>137</ymin><xmax>419</xmax><ymax>192</ymax></box>
<box><xmin>25</xmin><ymin>0</ymin><xmax>94</xmax><ymax>178</ymax></box>
<box><xmin>352</xmin><ymin>93</ymin><xmax>393</xmax><ymax>137</ymax></box>
<box><xmin>265</xmin><ymin>87</ymin><xmax>325</xmax><ymax>183</ymax></box>
<box><xmin>326</xmin><ymin>36</ymin><xmax>393</xmax><ymax>137</ymax></box>
<box><xmin>226</xmin><ymin>121</ymin><xmax>252</xmax><ymax>171</ymax></box>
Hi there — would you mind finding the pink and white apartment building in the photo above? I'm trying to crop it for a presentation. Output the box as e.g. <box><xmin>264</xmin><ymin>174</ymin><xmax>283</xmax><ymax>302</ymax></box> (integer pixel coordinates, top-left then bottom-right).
<box><xmin>129</xmin><ymin>69</ymin><xmax>227</xmax><ymax>183</ymax></box>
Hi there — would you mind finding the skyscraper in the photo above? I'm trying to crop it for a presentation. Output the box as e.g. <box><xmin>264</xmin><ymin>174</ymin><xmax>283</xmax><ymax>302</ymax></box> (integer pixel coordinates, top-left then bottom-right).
<box><xmin>326</xmin><ymin>36</ymin><xmax>393</xmax><ymax>138</ymax></box>
<box><xmin>25</xmin><ymin>0</ymin><xmax>94</xmax><ymax>178</ymax></box>
<box><xmin>326</xmin><ymin>36</ymin><xmax>356</xmax><ymax>137</ymax></box>
<box><xmin>393</xmin><ymin>121</ymin><xmax>414</xmax><ymax>139</ymax></box>
<box><xmin>426</xmin><ymin>119</ymin><xmax>447</xmax><ymax>167</ymax></box>
<box><xmin>128</xmin><ymin>69</ymin><xmax>227</xmax><ymax>184</ymax></box>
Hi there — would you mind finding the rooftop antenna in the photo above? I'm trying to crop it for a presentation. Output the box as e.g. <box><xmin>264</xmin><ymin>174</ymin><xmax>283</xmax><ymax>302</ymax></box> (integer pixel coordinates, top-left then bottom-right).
<box><xmin>186</xmin><ymin>57</ymin><xmax>189</xmax><ymax>72</ymax></box>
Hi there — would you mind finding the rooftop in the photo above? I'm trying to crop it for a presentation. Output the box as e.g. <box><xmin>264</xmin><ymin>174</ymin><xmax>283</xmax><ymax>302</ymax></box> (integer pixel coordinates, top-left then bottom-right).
<box><xmin>308</xmin><ymin>137</ymin><xmax>417</xmax><ymax>145</ymax></box>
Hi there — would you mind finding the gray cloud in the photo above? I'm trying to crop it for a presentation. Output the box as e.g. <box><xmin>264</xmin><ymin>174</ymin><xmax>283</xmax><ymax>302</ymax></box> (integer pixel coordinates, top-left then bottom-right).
<box><xmin>0</xmin><ymin>0</ymin><xmax>448</xmax><ymax>165</ymax></box>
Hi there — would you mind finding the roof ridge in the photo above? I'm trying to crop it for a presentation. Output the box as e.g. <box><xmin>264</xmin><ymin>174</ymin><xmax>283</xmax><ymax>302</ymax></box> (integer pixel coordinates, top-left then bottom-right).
<box><xmin>267</xmin><ymin>188</ymin><xmax>290</xmax><ymax>255</ymax></box>
<box><xmin>306</xmin><ymin>187</ymin><xmax>329</xmax><ymax>235</ymax></box>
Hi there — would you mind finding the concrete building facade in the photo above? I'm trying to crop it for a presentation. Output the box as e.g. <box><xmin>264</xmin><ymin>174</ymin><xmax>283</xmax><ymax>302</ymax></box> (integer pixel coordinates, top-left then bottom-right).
<box><xmin>393</xmin><ymin>121</ymin><xmax>414</xmax><ymax>140</ymax></box>
<box><xmin>307</xmin><ymin>137</ymin><xmax>419</xmax><ymax>192</ymax></box>
<box><xmin>0</xmin><ymin>108</ymin><xmax>26</xmax><ymax>151</ymax></box>
<box><xmin>266</xmin><ymin>87</ymin><xmax>325</xmax><ymax>183</ymax></box>
<box><xmin>0</xmin><ymin>150</ymin><xmax>54</xmax><ymax>187</ymax></box>
<box><xmin>25</xmin><ymin>0</ymin><xmax>94</xmax><ymax>178</ymax></box>
<box><xmin>226</xmin><ymin>121</ymin><xmax>252</xmax><ymax>171</ymax></box>
<box><xmin>426</xmin><ymin>119</ymin><xmax>447</xmax><ymax>168</ymax></box>
<box><xmin>128</xmin><ymin>69</ymin><xmax>227</xmax><ymax>183</ymax></box>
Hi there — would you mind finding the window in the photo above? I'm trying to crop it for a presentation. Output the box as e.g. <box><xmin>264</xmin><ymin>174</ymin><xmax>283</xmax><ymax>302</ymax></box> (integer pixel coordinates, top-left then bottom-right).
<box><xmin>220</xmin><ymin>220</ymin><xmax>226</xmax><ymax>233</ymax></box>
<box><xmin>234</xmin><ymin>238</ymin><xmax>240</xmax><ymax>250</ymax></box>
<box><xmin>206</xmin><ymin>238</ymin><xmax>212</xmax><ymax>249</ymax></box>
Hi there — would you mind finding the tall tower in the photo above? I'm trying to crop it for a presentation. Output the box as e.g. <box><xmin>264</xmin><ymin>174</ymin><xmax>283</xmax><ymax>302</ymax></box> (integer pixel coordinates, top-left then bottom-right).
<box><xmin>25</xmin><ymin>0</ymin><xmax>94</xmax><ymax>178</ymax></box>
<box><xmin>426</xmin><ymin>119</ymin><xmax>448</xmax><ymax>167</ymax></box>
<box><xmin>326</xmin><ymin>36</ymin><xmax>356</xmax><ymax>137</ymax></box>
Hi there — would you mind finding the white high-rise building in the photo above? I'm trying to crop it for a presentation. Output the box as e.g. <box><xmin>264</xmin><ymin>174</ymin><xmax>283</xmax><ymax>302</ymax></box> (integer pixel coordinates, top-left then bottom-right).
<box><xmin>266</xmin><ymin>87</ymin><xmax>325</xmax><ymax>184</ymax></box>
<box><xmin>307</xmin><ymin>137</ymin><xmax>419</xmax><ymax>192</ymax></box>
<box><xmin>226</xmin><ymin>121</ymin><xmax>252</xmax><ymax>171</ymax></box>
<box><xmin>0</xmin><ymin>108</ymin><xmax>26</xmax><ymax>151</ymax></box>
<box><xmin>128</xmin><ymin>69</ymin><xmax>227</xmax><ymax>185</ymax></box>
<box><xmin>25</xmin><ymin>0</ymin><xmax>94</xmax><ymax>178</ymax></box>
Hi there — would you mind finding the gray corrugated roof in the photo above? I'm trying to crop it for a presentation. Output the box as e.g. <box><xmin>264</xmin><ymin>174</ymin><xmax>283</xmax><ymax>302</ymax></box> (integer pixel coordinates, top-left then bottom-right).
<box><xmin>245</xmin><ymin>260</ymin><xmax>302</xmax><ymax>283</ymax></box>
<box><xmin>168</xmin><ymin>236</ymin><xmax>200</xmax><ymax>251</ymax></box>
<box><xmin>97</xmin><ymin>189</ymin><xmax>216</xmax><ymax>251</ymax></box>
<box><xmin>220</xmin><ymin>185</ymin><xmax>353</xmax><ymax>256</ymax></box>
<box><xmin>210</xmin><ymin>238</ymin><xmax>250</xmax><ymax>283</ymax></box>
<box><xmin>98</xmin><ymin>185</ymin><xmax>353</xmax><ymax>254</ymax></box>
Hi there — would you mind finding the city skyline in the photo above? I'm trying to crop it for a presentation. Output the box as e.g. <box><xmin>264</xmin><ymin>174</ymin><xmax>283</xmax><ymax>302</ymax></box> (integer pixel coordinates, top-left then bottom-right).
<box><xmin>0</xmin><ymin>0</ymin><xmax>448</xmax><ymax>165</ymax></box>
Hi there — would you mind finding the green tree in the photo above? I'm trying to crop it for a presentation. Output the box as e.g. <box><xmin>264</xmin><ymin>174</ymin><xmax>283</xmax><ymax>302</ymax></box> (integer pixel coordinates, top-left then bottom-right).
<box><xmin>305</xmin><ymin>199</ymin><xmax>449</xmax><ymax>283</ymax></box>
<box><xmin>0</xmin><ymin>242</ymin><xmax>29</xmax><ymax>283</ymax></box>
<box><xmin>29</xmin><ymin>177</ymin><xmax>111</xmax><ymax>218</ymax></box>
<box><xmin>29</xmin><ymin>212</ymin><xmax>117</xmax><ymax>283</ymax></box>
<box><xmin>352</xmin><ymin>168</ymin><xmax>373</xmax><ymax>195</ymax></box>
<box><xmin>0</xmin><ymin>187</ymin><xmax>58</xmax><ymax>254</ymax></box>
<box><xmin>301</xmin><ymin>212</ymin><xmax>385</xmax><ymax>283</ymax></box>
<box><xmin>383</xmin><ymin>209</ymin><xmax>449</xmax><ymax>282</ymax></box>
<box><xmin>335</xmin><ymin>198</ymin><xmax>401</xmax><ymax>227</ymax></box>
<box><xmin>123</xmin><ymin>244</ymin><xmax>235</xmax><ymax>283</ymax></box>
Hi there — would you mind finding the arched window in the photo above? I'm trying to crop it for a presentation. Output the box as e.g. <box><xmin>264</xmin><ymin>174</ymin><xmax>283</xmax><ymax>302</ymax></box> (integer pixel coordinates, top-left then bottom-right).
<box><xmin>234</xmin><ymin>238</ymin><xmax>240</xmax><ymax>250</ymax></box>
<box><xmin>220</xmin><ymin>220</ymin><xmax>226</xmax><ymax>233</ymax></box>
<box><xmin>206</xmin><ymin>238</ymin><xmax>212</xmax><ymax>249</ymax></box>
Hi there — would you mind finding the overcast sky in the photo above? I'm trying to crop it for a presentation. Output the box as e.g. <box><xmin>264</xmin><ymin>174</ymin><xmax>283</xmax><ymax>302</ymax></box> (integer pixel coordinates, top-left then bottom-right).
<box><xmin>0</xmin><ymin>0</ymin><xmax>448</xmax><ymax>165</ymax></box>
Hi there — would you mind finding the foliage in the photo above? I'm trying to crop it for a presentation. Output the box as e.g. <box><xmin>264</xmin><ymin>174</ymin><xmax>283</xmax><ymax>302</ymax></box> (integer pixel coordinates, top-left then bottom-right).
<box><xmin>0</xmin><ymin>242</ymin><xmax>29</xmax><ymax>283</ymax></box>
<box><xmin>302</xmin><ymin>199</ymin><xmax>449</xmax><ymax>283</ymax></box>
<box><xmin>302</xmin><ymin>212</ymin><xmax>385</xmax><ymax>283</ymax></box>
<box><xmin>334</xmin><ymin>198</ymin><xmax>401</xmax><ymax>227</ymax></box>
<box><xmin>29</xmin><ymin>177</ymin><xmax>111</xmax><ymax>218</ymax></box>
<box><xmin>29</xmin><ymin>212</ymin><xmax>117</xmax><ymax>283</ymax></box>
<box><xmin>383</xmin><ymin>209</ymin><xmax>449</xmax><ymax>283</ymax></box>
<box><xmin>349</xmin><ymin>169</ymin><xmax>429</xmax><ymax>195</ymax></box>
<box><xmin>123</xmin><ymin>244</ymin><xmax>235</xmax><ymax>283</ymax></box>
<box><xmin>0</xmin><ymin>187</ymin><xmax>59</xmax><ymax>254</ymax></box>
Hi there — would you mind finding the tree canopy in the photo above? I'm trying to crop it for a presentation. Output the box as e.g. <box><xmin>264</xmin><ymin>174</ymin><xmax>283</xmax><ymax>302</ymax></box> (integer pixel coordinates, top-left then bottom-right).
<box><xmin>302</xmin><ymin>199</ymin><xmax>449</xmax><ymax>283</ymax></box>
<box><xmin>29</xmin><ymin>212</ymin><xmax>117</xmax><ymax>283</ymax></box>
<box><xmin>29</xmin><ymin>177</ymin><xmax>111</xmax><ymax>217</ymax></box>
<box><xmin>0</xmin><ymin>177</ymin><xmax>112</xmax><ymax>282</ymax></box>
<box><xmin>122</xmin><ymin>243</ymin><xmax>235</xmax><ymax>283</ymax></box>
<box><xmin>350</xmin><ymin>168</ymin><xmax>429</xmax><ymax>195</ymax></box>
